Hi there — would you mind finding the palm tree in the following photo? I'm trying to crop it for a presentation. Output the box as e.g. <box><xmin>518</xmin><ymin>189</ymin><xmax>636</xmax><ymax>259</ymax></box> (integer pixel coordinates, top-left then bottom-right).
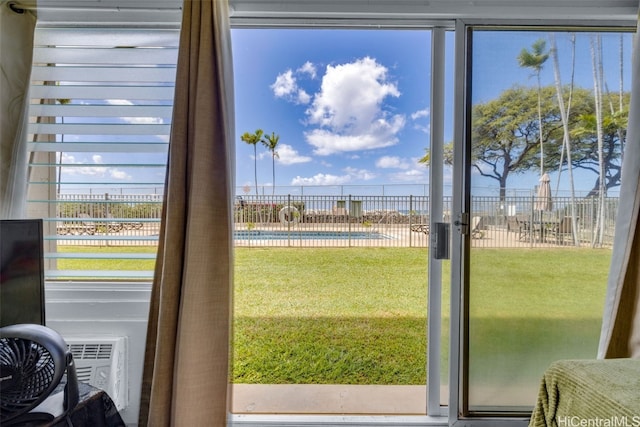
<box><xmin>56</xmin><ymin>98</ymin><xmax>71</xmax><ymax>196</ymax></box>
<box><xmin>518</xmin><ymin>39</ymin><xmax>550</xmax><ymax>175</ymax></box>
<box><xmin>590</xmin><ymin>35</ymin><xmax>606</xmax><ymax>247</ymax></box>
<box><xmin>261</xmin><ymin>132</ymin><xmax>280</xmax><ymax>196</ymax></box>
<box><xmin>240</xmin><ymin>129</ymin><xmax>264</xmax><ymax>197</ymax></box>
<box><xmin>549</xmin><ymin>33</ymin><xmax>579</xmax><ymax>246</ymax></box>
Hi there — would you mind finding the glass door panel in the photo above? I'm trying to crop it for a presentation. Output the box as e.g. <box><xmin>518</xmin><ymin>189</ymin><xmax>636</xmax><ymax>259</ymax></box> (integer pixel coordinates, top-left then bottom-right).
<box><xmin>466</xmin><ymin>27</ymin><xmax>630</xmax><ymax>413</ymax></box>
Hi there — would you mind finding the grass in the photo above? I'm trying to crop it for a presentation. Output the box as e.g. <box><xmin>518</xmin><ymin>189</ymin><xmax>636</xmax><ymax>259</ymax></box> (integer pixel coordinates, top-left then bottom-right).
<box><xmin>234</xmin><ymin>247</ymin><xmax>611</xmax><ymax>386</ymax></box>
<box><xmin>234</xmin><ymin>248</ymin><xmax>429</xmax><ymax>384</ymax></box>
<box><xmin>466</xmin><ymin>249</ymin><xmax>611</xmax><ymax>387</ymax></box>
<box><xmin>58</xmin><ymin>245</ymin><xmax>612</xmax><ymax>386</ymax></box>
<box><xmin>57</xmin><ymin>245</ymin><xmax>157</xmax><ymax>271</ymax></box>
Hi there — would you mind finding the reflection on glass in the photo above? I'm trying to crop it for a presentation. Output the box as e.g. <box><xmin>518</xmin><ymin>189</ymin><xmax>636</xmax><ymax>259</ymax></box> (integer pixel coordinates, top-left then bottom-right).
<box><xmin>468</xmin><ymin>29</ymin><xmax>630</xmax><ymax>410</ymax></box>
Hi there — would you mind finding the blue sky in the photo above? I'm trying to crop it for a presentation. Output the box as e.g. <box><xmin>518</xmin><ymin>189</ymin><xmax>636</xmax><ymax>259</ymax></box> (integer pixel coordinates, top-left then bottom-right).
<box><xmin>231</xmin><ymin>28</ymin><xmax>632</xmax><ymax>197</ymax></box>
<box><xmin>232</xmin><ymin>29</ymin><xmax>433</xmax><ymax>193</ymax></box>
<box><xmin>54</xmin><ymin>28</ymin><xmax>632</xmax><ymax>197</ymax></box>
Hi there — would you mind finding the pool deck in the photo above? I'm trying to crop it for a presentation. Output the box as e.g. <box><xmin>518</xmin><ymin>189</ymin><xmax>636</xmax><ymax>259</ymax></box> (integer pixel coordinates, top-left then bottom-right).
<box><xmin>233</xmin><ymin>222</ymin><xmax>586</xmax><ymax>248</ymax></box>
<box><xmin>58</xmin><ymin>222</ymin><xmax>586</xmax><ymax>248</ymax></box>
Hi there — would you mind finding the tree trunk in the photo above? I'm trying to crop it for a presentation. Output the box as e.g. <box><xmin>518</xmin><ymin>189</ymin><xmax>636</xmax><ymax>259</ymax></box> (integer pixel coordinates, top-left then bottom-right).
<box><xmin>550</xmin><ymin>33</ymin><xmax>579</xmax><ymax>246</ymax></box>
<box><xmin>590</xmin><ymin>35</ymin><xmax>606</xmax><ymax>247</ymax></box>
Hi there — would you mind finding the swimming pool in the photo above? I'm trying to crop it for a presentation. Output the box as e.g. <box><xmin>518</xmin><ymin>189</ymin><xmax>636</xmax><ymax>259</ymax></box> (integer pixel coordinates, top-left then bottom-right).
<box><xmin>234</xmin><ymin>230</ymin><xmax>393</xmax><ymax>240</ymax></box>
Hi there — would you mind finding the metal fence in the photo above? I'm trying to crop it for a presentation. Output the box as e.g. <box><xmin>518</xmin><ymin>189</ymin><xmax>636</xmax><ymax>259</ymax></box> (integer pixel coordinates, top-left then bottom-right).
<box><xmin>54</xmin><ymin>193</ymin><xmax>163</xmax><ymax>246</ymax></box>
<box><xmin>53</xmin><ymin>193</ymin><xmax>618</xmax><ymax>248</ymax></box>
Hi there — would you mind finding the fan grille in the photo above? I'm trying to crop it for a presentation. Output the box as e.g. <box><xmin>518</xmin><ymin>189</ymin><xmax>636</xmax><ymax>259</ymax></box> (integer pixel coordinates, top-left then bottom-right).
<box><xmin>0</xmin><ymin>337</ymin><xmax>56</xmax><ymax>420</ymax></box>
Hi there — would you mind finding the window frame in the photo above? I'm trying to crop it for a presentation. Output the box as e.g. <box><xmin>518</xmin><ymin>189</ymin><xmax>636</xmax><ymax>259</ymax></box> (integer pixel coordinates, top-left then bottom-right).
<box><xmin>24</xmin><ymin>6</ymin><xmax>637</xmax><ymax>425</ymax></box>
<box><xmin>228</xmin><ymin>16</ymin><xmax>636</xmax><ymax>427</ymax></box>
<box><xmin>448</xmin><ymin>18</ymin><xmax>636</xmax><ymax>427</ymax></box>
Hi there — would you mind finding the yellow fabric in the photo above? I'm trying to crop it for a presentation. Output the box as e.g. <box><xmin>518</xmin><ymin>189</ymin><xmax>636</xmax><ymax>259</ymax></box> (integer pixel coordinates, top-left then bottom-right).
<box><xmin>139</xmin><ymin>0</ymin><xmax>235</xmax><ymax>425</ymax></box>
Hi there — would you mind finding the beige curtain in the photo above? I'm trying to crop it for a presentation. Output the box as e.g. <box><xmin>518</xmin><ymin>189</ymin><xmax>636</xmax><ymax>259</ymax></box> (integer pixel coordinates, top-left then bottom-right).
<box><xmin>0</xmin><ymin>1</ymin><xmax>36</xmax><ymax>218</ymax></box>
<box><xmin>598</xmin><ymin>6</ymin><xmax>640</xmax><ymax>358</ymax></box>
<box><xmin>139</xmin><ymin>0</ymin><xmax>235</xmax><ymax>425</ymax></box>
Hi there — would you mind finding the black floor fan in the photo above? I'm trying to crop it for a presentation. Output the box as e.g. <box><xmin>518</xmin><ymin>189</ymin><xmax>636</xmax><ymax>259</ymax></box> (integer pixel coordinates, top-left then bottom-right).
<box><xmin>0</xmin><ymin>324</ymin><xmax>79</xmax><ymax>426</ymax></box>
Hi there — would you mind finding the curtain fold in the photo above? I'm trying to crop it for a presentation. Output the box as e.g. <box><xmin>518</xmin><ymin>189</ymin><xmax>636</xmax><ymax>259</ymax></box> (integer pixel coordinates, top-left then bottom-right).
<box><xmin>598</xmin><ymin>5</ymin><xmax>640</xmax><ymax>358</ymax></box>
<box><xmin>139</xmin><ymin>0</ymin><xmax>235</xmax><ymax>425</ymax></box>
<box><xmin>0</xmin><ymin>1</ymin><xmax>36</xmax><ymax>218</ymax></box>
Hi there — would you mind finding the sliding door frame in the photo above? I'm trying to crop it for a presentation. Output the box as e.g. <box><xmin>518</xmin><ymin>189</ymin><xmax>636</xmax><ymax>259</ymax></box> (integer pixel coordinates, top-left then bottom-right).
<box><xmin>448</xmin><ymin>18</ymin><xmax>636</xmax><ymax>427</ymax></box>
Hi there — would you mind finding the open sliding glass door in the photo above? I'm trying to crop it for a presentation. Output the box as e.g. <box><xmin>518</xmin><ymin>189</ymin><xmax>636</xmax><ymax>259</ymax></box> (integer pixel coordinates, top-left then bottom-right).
<box><xmin>449</xmin><ymin>19</ymin><xmax>632</xmax><ymax>425</ymax></box>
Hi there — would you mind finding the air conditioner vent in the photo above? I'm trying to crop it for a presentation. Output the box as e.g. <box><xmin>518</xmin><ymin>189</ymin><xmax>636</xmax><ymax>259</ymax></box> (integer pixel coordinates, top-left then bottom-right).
<box><xmin>75</xmin><ymin>366</ymin><xmax>93</xmax><ymax>383</ymax></box>
<box><xmin>69</xmin><ymin>343</ymin><xmax>114</xmax><ymax>360</ymax></box>
<box><xmin>64</xmin><ymin>336</ymin><xmax>128</xmax><ymax>411</ymax></box>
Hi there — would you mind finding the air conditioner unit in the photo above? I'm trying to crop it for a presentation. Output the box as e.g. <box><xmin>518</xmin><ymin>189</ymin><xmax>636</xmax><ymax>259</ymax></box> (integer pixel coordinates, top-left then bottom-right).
<box><xmin>64</xmin><ymin>336</ymin><xmax>128</xmax><ymax>411</ymax></box>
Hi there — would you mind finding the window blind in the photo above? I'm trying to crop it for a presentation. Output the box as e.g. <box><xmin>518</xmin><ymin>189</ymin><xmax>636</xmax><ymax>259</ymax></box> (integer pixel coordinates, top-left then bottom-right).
<box><xmin>27</xmin><ymin>27</ymin><xmax>178</xmax><ymax>280</ymax></box>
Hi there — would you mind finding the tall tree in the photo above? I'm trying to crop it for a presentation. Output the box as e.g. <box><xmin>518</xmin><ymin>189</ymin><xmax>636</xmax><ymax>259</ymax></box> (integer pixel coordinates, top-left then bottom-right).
<box><xmin>419</xmin><ymin>85</ymin><xmax>600</xmax><ymax>201</ymax></box>
<box><xmin>571</xmin><ymin>93</ymin><xmax>628</xmax><ymax>196</ymax></box>
<box><xmin>420</xmin><ymin>86</ymin><xmax>555</xmax><ymax>200</ymax></box>
<box><xmin>549</xmin><ymin>33</ymin><xmax>579</xmax><ymax>246</ymax></box>
<box><xmin>240</xmin><ymin>129</ymin><xmax>264</xmax><ymax>197</ymax></box>
<box><xmin>468</xmin><ymin>86</ymin><xmax>558</xmax><ymax>200</ymax></box>
<box><xmin>517</xmin><ymin>39</ymin><xmax>550</xmax><ymax>175</ymax></box>
<box><xmin>56</xmin><ymin>98</ymin><xmax>71</xmax><ymax>196</ymax></box>
<box><xmin>261</xmin><ymin>132</ymin><xmax>280</xmax><ymax>196</ymax></box>
<box><xmin>590</xmin><ymin>35</ymin><xmax>606</xmax><ymax>247</ymax></box>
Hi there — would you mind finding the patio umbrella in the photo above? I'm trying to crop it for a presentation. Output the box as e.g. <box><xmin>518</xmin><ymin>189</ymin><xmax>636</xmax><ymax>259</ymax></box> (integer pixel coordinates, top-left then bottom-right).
<box><xmin>534</xmin><ymin>173</ymin><xmax>553</xmax><ymax>212</ymax></box>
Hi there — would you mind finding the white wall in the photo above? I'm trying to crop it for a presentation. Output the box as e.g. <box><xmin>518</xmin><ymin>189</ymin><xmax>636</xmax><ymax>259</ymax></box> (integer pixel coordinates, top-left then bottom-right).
<box><xmin>45</xmin><ymin>282</ymin><xmax>151</xmax><ymax>426</ymax></box>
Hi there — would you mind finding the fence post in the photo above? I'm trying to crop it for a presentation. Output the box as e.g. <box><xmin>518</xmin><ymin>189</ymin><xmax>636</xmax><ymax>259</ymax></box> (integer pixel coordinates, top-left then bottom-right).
<box><xmin>105</xmin><ymin>192</ymin><xmax>111</xmax><ymax>247</ymax></box>
<box><xmin>591</xmin><ymin>197</ymin><xmax>596</xmax><ymax>246</ymax></box>
<box><xmin>348</xmin><ymin>194</ymin><xmax>352</xmax><ymax>247</ymax></box>
<box><xmin>409</xmin><ymin>195</ymin><xmax>413</xmax><ymax>248</ymax></box>
<box><xmin>287</xmin><ymin>194</ymin><xmax>291</xmax><ymax>248</ymax></box>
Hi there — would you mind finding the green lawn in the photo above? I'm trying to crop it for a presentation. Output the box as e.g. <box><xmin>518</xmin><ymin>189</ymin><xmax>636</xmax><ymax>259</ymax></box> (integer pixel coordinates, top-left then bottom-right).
<box><xmin>57</xmin><ymin>245</ymin><xmax>157</xmax><ymax>271</ymax></box>
<box><xmin>234</xmin><ymin>247</ymin><xmax>611</xmax><ymax>385</ymax></box>
<box><xmin>234</xmin><ymin>248</ymin><xmax>430</xmax><ymax>384</ymax></box>
<box><xmin>58</xmin><ymin>246</ymin><xmax>612</xmax><ymax>386</ymax></box>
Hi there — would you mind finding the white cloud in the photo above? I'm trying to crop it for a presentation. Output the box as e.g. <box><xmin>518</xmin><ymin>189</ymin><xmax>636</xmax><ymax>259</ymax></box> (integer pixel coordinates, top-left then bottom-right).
<box><xmin>387</xmin><ymin>168</ymin><xmax>427</xmax><ymax>182</ymax></box>
<box><xmin>110</xmin><ymin>170</ymin><xmax>131</xmax><ymax>180</ymax></box>
<box><xmin>411</xmin><ymin>108</ymin><xmax>429</xmax><ymax>120</ymax></box>
<box><xmin>297</xmin><ymin>89</ymin><xmax>311</xmax><ymax>104</ymax></box>
<box><xmin>305</xmin><ymin>113</ymin><xmax>405</xmax><ymax>155</ymax></box>
<box><xmin>106</xmin><ymin>99</ymin><xmax>165</xmax><ymax>125</ymax></box>
<box><xmin>343</xmin><ymin>167</ymin><xmax>377</xmax><ymax>181</ymax></box>
<box><xmin>60</xmin><ymin>153</ymin><xmax>132</xmax><ymax>180</ymax></box>
<box><xmin>298</xmin><ymin>61</ymin><xmax>317</xmax><ymax>79</ymax></box>
<box><xmin>302</xmin><ymin>57</ymin><xmax>405</xmax><ymax>155</ymax></box>
<box><xmin>61</xmin><ymin>153</ymin><xmax>76</xmax><ymax>163</ymax></box>
<box><xmin>291</xmin><ymin>173</ymin><xmax>351</xmax><ymax>186</ymax></box>
<box><xmin>290</xmin><ymin>166</ymin><xmax>375</xmax><ymax>186</ymax></box>
<box><xmin>414</xmin><ymin>124</ymin><xmax>430</xmax><ymax>134</ymax></box>
<box><xmin>411</xmin><ymin>108</ymin><xmax>430</xmax><ymax>134</ymax></box>
<box><xmin>377</xmin><ymin>156</ymin><xmax>430</xmax><ymax>183</ymax></box>
<box><xmin>270</xmin><ymin>69</ymin><xmax>312</xmax><ymax>105</ymax></box>
<box><xmin>376</xmin><ymin>155</ymin><xmax>410</xmax><ymax>169</ymax></box>
<box><xmin>271</xmin><ymin>69</ymin><xmax>297</xmax><ymax>98</ymax></box>
<box><xmin>276</xmin><ymin>144</ymin><xmax>312</xmax><ymax>165</ymax></box>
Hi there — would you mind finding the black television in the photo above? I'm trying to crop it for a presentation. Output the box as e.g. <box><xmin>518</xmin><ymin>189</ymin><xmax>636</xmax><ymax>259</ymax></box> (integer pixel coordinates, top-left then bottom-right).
<box><xmin>0</xmin><ymin>219</ymin><xmax>46</xmax><ymax>327</ymax></box>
